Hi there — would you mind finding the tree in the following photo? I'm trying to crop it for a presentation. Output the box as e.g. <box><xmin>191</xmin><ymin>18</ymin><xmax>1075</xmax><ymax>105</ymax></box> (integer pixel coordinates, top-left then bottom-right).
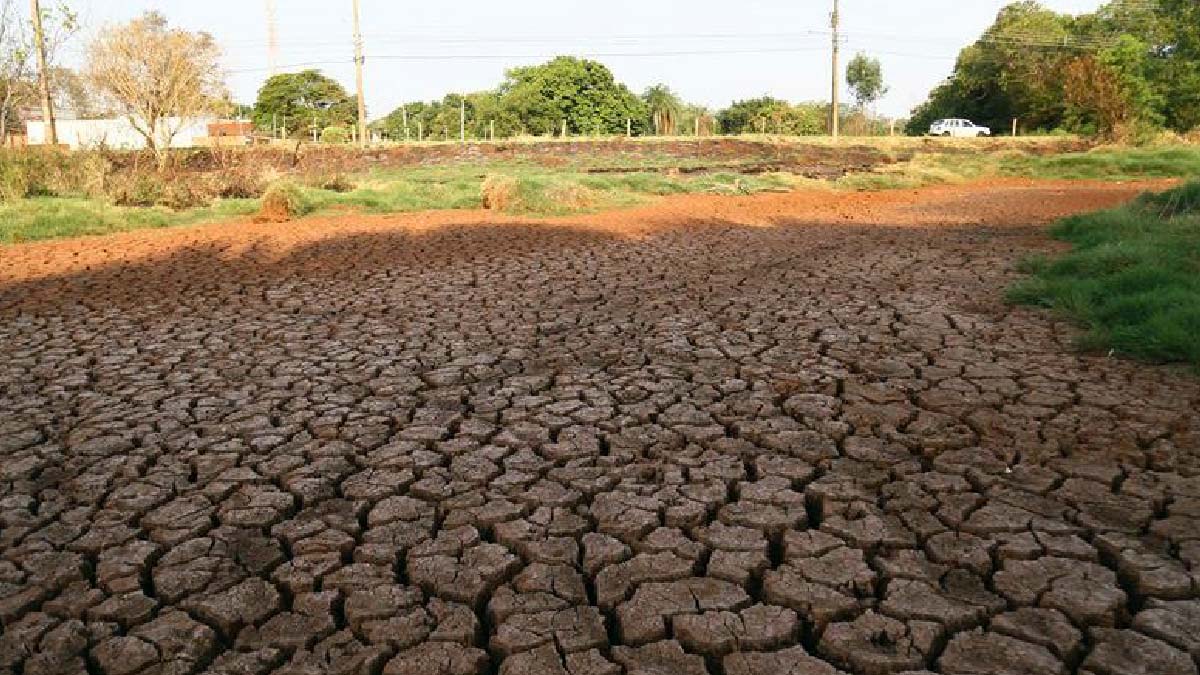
<box><xmin>1153</xmin><ymin>0</ymin><xmax>1200</xmax><ymax>131</ymax></box>
<box><xmin>0</xmin><ymin>0</ymin><xmax>31</xmax><ymax>137</ymax></box>
<box><xmin>0</xmin><ymin>0</ymin><xmax>74</xmax><ymax>138</ymax></box>
<box><xmin>906</xmin><ymin>0</ymin><xmax>1200</xmax><ymax>137</ymax></box>
<box><xmin>252</xmin><ymin>70</ymin><xmax>354</xmax><ymax>138</ymax></box>
<box><xmin>717</xmin><ymin>97</ymin><xmax>827</xmax><ymax>135</ymax></box>
<box><xmin>643</xmin><ymin>84</ymin><xmax>682</xmax><ymax>135</ymax></box>
<box><xmin>1065</xmin><ymin>35</ymin><xmax>1162</xmax><ymax>140</ymax></box>
<box><xmin>906</xmin><ymin>2</ymin><xmax>1076</xmax><ymax>135</ymax></box>
<box><xmin>499</xmin><ymin>56</ymin><xmax>645</xmax><ymax>136</ymax></box>
<box><xmin>845</xmin><ymin>53</ymin><xmax>887</xmax><ymax>111</ymax></box>
<box><xmin>86</xmin><ymin>12</ymin><xmax>226</xmax><ymax>167</ymax></box>
<box><xmin>50</xmin><ymin>67</ymin><xmax>107</xmax><ymax>118</ymax></box>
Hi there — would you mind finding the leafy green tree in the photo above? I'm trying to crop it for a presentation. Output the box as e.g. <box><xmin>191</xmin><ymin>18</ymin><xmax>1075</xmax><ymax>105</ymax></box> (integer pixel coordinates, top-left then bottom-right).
<box><xmin>907</xmin><ymin>2</ymin><xmax>1075</xmax><ymax>134</ymax></box>
<box><xmin>907</xmin><ymin>0</ymin><xmax>1200</xmax><ymax>137</ymax></box>
<box><xmin>718</xmin><ymin>97</ymin><xmax>782</xmax><ymax>134</ymax></box>
<box><xmin>1154</xmin><ymin>0</ymin><xmax>1200</xmax><ymax>131</ymax></box>
<box><xmin>643</xmin><ymin>84</ymin><xmax>683</xmax><ymax>135</ymax></box>
<box><xmin>499</xmin><ymin>56</ymin><xmax>646</xmax><ymax>136</ymax></box>
<box><xmin>717</xmin><ymin>97</ymin><xmax>827</xmax><ymax>135</ymax></box>
<box><xmin>252</xmin><ymin>70</ymin><xmax>354</xmax><ymax>138</ymax></box>
<box><xmin>845</xmin><ymin>53</ymin><xmax>887</xmax><ymax>110</ymax></box>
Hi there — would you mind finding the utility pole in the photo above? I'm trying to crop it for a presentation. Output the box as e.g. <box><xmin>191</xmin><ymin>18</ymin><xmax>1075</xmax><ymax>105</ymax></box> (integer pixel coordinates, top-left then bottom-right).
<box><xmin>351</xmin><ymin>0</ymin><xmax>367</xmax><ymax>148</ymax></box>
<box><xmin>459</xmin><ymin>98</ymin><xmax>465</xmax><ymax>142</ymax></box>
<box><xmin>830</xmin><ymin>0</ymin><xmax>840</xmax><ymax>142</ymax></box>
<box><xmin>30</xmin><ymin>0</ymin><xmax>56</xmax><ymax>146</ymax></box>
<box><xmin>265</xmin><ymin>0</ymin><xmax>279</xmax><ymax>76</ymax></box>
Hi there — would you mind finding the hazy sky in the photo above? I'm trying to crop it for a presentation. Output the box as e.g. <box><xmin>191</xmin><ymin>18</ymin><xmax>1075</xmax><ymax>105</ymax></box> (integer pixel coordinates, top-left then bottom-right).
<box><xmin>57</xmin><ymin>0</ymin><xmax>1106</xmax><ymax>120</ymax></box>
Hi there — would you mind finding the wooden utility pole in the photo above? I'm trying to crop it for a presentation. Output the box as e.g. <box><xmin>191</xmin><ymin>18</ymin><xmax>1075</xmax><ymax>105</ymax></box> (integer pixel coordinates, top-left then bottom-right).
<box><xmin>30</xmin><ymin>0</ymin><xmax>56</xmax><ymax>146</ymax></box>
<box><xmin>351</xmin><ymin>0</ymin><xmax>367</xmax><ymax>147</ymax></box>
<box><xmin>830</xmin><ymin>0</ymin><xmax>840</xmax><ymax>142</ymax></box>
<box><xmin>265</xmin><ymin>0</ymin><xmax>279</xmax><ymax>76</ymax></box>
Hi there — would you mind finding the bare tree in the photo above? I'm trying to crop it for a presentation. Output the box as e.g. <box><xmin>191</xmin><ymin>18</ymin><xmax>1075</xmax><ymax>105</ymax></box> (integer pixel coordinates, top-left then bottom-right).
<box><xmin>0</xmin><ymin>0</ymin><xmax>32</xmax><ymax>139</ymax></box>
<box><xmin>86</xmin><ymin>11</ymin><xmax>226</xmax><ymax>167</ymax></box>
<box><xmin>0</xmin><ymin>0</ymin><xmax>75</xmax><ymax>142</ymax></box>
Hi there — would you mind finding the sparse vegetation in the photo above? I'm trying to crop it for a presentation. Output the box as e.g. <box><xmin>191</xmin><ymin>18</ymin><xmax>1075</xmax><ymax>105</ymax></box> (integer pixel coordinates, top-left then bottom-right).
<box><xmin>1008</xmin><ymin>181</ymin><xmax>1200</xmax><ymax>367</ymax></box>
<box><xmin>840</xmin><ymin>145</ymin><xmax>1200</xmax><ymax>190</ymax></box>
<box><xmin>1</xmin><ymin>141</ymin><xmax>1197</xmax><ymax>243</ymax></box>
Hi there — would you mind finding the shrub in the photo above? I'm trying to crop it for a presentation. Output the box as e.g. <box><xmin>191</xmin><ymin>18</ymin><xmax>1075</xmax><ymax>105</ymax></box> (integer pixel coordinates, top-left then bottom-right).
<box><xmin>0</xmin><ymin>154</ymin><xmax>37</xmax><ymax>201</ymax></box>
<box><xmin>481</xmin><ymin>174</ymin><xmax>518</xmax><ymax>211</ymax></box>
<box><xmin>107</xmin><ymin>172</ymin><xmax>165</xmax><ymax>207</ymax></box>
<box><xmin>211</xmin><ymin>168</ymin><xmax>266</xmax><ymax>199</ymax></box>
<box><xmin>320</xmin><ymin>126</ymin><xmax>351</xmax><ymax>144</ymax></box>
<box><xmin>319</xmin><ymin>174</ymin><xmax>355</xmax><ymax>193</ymax></box>
<box><xmin>544</xmin><ymin>183</ymin><xmax>596</xmax><ymax>210</ymax></box>
<box><xmin>256</xmin><ymin>180</ymin><xmax>313</xmax><ymax>222</ymax></box>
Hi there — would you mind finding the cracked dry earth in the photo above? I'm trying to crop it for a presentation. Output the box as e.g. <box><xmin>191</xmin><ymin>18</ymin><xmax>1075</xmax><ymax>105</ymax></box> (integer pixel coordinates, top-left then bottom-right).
<box><xmin>2</xmin><ymin>180</ymin><xmax>1200</xmax><ymax>675</ymax></box>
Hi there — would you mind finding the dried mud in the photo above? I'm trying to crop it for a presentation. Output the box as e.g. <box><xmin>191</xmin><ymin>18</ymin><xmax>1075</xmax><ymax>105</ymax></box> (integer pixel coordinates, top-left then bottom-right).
<box><xmin>1</xmin><ymin>180</ymin><xmax>1198</xmax><ymax>675</ymax></box>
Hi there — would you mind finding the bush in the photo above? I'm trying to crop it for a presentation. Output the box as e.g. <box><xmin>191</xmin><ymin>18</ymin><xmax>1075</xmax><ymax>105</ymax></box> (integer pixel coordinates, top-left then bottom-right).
<box><xmin>315</xmin><ymin>174</ymin><xmax>354</xmax><ymax>193</ymax></box>
<box><xmin>481</xmin><ymin>174</ymin><xmax>518</xmax><ymax>211</ymax></box>
<box><xmin>107</xmin><ymin>172</ymin><xmax>165</xmax><ymax>207</ymax></box>
<box><xmin>321</xmin><ymin>126</ymin><xmax>351</xmax><ymax>144</ymax></box>
<box><xmin>256</xmin><ymin>181</ymin><xmax>313</xmax><ymax>222</ymax></box>
<box><xmin>210</xmin><ymin>168</ymin><xmax>266</xmax><ymax>200</ymax></box>
<box><xmin>0</xmin><ymin>154</ymin><xmax>38</xmax><ymax>202</ymax></box>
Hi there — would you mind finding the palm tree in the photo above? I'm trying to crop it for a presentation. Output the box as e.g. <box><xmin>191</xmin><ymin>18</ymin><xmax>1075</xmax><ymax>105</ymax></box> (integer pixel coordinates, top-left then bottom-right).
<box><xmin>643</xmin><ymin>84</ymin><xmax>683</xmax><ymax>136</ymax></box>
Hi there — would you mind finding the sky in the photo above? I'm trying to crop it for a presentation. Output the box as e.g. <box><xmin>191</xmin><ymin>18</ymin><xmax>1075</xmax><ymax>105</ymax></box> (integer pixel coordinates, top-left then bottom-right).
<box><xmin>57</xmin><ymin>0</ymin><xmax>1106</xmax><ymax>120</ymax></box>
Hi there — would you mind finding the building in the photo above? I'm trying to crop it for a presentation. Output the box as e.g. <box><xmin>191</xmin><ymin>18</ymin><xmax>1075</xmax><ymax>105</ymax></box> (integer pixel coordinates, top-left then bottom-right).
<box><xmin>25</xmin><ymin>116</ymin><xmax>221</xmax><ymax>150</ymax></box>
<box><xmin>198</xmin><ymin>120</ymin><xmax>255</xmax><ymax>147</ymax></box>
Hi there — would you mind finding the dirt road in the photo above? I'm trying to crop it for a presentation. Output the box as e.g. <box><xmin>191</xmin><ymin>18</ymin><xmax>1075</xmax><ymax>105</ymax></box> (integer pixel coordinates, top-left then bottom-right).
<box><xmin>2</xmin><ymin>181</ymin><xmax>1198</xmax><ymax>675</ymax></box>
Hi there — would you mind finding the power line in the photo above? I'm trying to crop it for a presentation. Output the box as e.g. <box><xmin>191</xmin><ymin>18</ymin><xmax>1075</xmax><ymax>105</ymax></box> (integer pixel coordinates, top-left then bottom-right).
<box><xmin>226</xmin><ymin>46</ymin><xmax>830</xmax><ymax>74</ymax></box>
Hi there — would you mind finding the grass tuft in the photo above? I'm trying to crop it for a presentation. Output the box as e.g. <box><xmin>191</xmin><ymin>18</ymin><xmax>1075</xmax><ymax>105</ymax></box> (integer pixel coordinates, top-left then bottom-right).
<box><xmin>256</xmin><ymin>181</ymin><xmax>314</xmax><ymax>222</ymax></box>
<box><xmin>1008</xmin><ymin>180</ymin><xmax>1200</xmax><ymax>367</ymax></box>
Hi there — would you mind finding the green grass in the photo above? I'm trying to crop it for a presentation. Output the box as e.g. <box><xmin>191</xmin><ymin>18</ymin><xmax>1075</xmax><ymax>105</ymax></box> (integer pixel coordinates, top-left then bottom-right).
<box><xmin>998</xmin><ymin>146</ymin><xmax>1200</xmax><ymax>180</ymax></box>
<box><xmin>0</xmin><ymin>197</ymin><xmax>258</xmax><ymax>244</ymax></box>
<box><xmin>3</xmin><ymin>145</ymin><xmax>1198</xmax><ymax>243</ymax></box>
<box><xmin>1008</xmin><ymin>181</ymin><xmax>1200</xmax><ymax>367</ymax></box>
<box><xmin>0</xmin><ymin>163</ymin><xmax>800</xmax><ymax>243</ymax></box>
<box><xmin>844</xmin><ymin>146</ymin><xmax>1200</xmax><ymax>190</ymax></box>
<box><xmin>291</xmin><ymin>165</ymin><xmax>795</xmax><ymax>217</ymax></box>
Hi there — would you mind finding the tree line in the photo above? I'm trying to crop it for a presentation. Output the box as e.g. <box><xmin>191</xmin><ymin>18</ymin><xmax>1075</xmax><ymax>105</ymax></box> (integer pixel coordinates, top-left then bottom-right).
<box><xmin>254</xmin><ymin>54</ymin><xmax>890</xmax><ymax>141</ymax></box>
<box><xmin>7</xmin><ymin>0</ymin><xmax>1195</xmax><ymax>163</ymax></box>
<box><xmin>907</xmin><ymin>0</ymin><xmax>1200</xmax><ymax>139</ymax></box>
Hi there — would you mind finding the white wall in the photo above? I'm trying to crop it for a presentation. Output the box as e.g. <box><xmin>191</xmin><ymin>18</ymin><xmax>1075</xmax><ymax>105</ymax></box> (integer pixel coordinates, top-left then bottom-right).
<box><xmin>26</xmin><ymin>117</ymin><xmax>216</xmax><ymax>150</ymax></box>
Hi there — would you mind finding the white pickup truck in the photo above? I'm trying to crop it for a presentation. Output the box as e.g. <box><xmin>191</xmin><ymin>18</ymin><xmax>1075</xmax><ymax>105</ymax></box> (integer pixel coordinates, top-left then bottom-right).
<box><xmin>929</xmin><ymin>118</ymin><xmax>991</xmax><ymax>137</ymax></box>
